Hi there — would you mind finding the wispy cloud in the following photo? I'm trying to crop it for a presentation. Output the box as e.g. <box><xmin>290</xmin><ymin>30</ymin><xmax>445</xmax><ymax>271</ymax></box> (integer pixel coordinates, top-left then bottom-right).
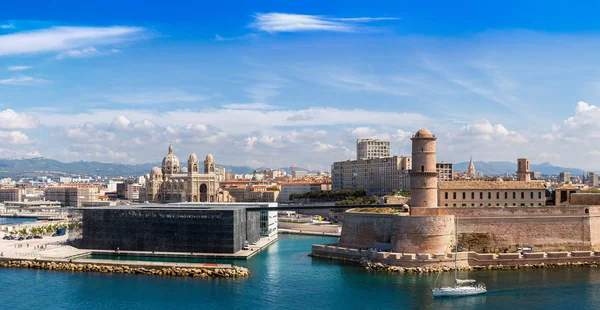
<box><xmin>55</xmin><ymin>46</ymin><xmax>121</xmax><ymax>59</ymax></box>
<box><xmin>0</xmin><ymin>76</ymin><xmax>46</xmax><ymax>85</ymax></box>
<box><xmin>0</xmin><ymin>26</ymin><xmax>144</xmax><ymax>56</ymax></box>
<box><xmin>0</xmin><ymin>23</ymin><xmax>15</xmax><ymax>29</ymax></box>
<box><xmin>7</xmin><ymin>65</ymin><xmax>32</xmax><ymax>71</ymax></box>
<box><xmin>108</xmin><ymin>90</ymin><xmax>207</xmax><ymax>105</ymax></box>
<box><xmin>250</xmin><ymin>13</ymin><xmax>398</xmax><ymax>33</ymax></box>
<box><xmin>221</xmin><ymin>102</ymin><xmax>276</xmax><ymax>110</ymax></box>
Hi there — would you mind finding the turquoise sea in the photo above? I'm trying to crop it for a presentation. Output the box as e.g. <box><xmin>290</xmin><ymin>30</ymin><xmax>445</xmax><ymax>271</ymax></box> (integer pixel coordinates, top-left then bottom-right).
<box><xmin>1</xmin><ymin>235</ymin><xmax>599</xmax><ymax>309</ymax></box>
<box><xmin>0</xmin><ymin>217</ymin><xmax>37</xmax><ymax>225</ymax></box>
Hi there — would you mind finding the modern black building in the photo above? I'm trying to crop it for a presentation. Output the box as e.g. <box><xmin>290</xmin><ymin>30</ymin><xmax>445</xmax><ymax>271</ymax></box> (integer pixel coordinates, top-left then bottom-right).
<box><xmin>73</xmin><ymin>205</ymin><xmax>261</xmax><ymax>254</ymax></box>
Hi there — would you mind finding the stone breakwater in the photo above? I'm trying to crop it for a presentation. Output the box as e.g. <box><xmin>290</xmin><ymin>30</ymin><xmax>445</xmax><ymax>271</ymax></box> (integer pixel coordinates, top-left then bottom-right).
<box><xmin>360</xmin><ymin>259</ymin><xmax>600</xmax><ymax>273</ymax></box>
<box><xmin>0</xmin><ymin>260</ymin><xmax>250</xmax><ymax>278</ymax></box>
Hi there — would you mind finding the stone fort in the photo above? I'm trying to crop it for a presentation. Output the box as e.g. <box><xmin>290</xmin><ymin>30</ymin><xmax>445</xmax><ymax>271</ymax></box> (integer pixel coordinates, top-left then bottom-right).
<box><xmin>333</xmin><ymin>128</ymin><xmax>600</xmax><ymax>254</ymax></box>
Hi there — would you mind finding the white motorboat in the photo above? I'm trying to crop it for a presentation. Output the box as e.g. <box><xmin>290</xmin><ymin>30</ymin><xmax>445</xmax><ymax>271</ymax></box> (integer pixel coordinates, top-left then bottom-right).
<box><xmin>432</xmin><ymin>216</ymin><xmax>487</xmax><ymax>297</ymax></box>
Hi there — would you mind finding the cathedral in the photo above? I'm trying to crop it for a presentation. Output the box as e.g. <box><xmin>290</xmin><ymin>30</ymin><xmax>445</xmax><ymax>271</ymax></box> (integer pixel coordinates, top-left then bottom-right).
<box><xmin>143</xmin><ymin>144</ymin><xmax>235</xmax><ymax>203</ymax></box>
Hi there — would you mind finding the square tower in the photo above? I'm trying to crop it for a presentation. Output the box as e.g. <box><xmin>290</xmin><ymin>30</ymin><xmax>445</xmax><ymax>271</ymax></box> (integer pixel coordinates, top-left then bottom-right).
<box><xmin>517</xmin><ymin>158</ymin><xmax>531</xmax><ymax>182</ymax></box>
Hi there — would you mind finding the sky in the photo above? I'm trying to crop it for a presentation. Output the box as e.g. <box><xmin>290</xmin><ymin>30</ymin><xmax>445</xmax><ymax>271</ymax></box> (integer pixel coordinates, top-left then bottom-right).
<box><xmin>3</xmin><ymin>1</ymin><xmax>600</xmax><ymax>171</ymax></box>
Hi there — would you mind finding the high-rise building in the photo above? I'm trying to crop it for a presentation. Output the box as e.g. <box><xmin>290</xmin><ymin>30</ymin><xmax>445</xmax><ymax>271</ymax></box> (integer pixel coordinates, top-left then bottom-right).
<box><xmin>588</xmin><ymin>172</ymin><xmax>599</xmax><ymax>187</ymax></box>
<box><xmin>517</xmin><ymin>158</ymin><xmax>531</xmax><ymax>182</ymax></box>
<box><xmin>44</xmin><ymin>186</ymin><xmax>99</xmax><ymax>207</ymax></box>
<box><xmin>331</xmin><ymin>156</ymin><xmax>411</xmax><ymax>195</ymax></box>
<box><xmin>559</xmin><ymin>172</ymin><xmax>571</xmax><ymax>183</ymax></box>
<box><xmin>0</xmin><ymin>188</ymin><xmax>23</xmax><ymax>203</ymax></box>
<box><xmin>436</xmin><ymin>162</ymin><xmax>454</xmax><ymax>181</ymax></box>
<box><xmin>356</xmin><ymin>139</ymin><xmax>390</xmax><ymax>160</ymax></box>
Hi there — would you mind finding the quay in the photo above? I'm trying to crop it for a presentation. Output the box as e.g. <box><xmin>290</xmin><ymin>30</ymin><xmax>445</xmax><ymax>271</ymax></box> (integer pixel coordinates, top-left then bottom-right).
<box><xmin>311</xmin><ymin>243</ymin><xmax>600</xmax><ymax>270</ymax></box>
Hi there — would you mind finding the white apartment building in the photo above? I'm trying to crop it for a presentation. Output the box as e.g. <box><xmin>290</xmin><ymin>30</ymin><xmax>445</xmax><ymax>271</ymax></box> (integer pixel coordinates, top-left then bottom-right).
<box><xmin>331</xmin><ymin>156</ymin><xmax>412</xmax><ymax>195</ymax></box>
<box><xmin>356</xmin><ymin>139</ymin><xmax>390</xmax><ymax>160</ymax></box>
<box><xmin>436</xmin><ymin>162</ymin><xmax>454</xmax><ymax>182</ymax></box>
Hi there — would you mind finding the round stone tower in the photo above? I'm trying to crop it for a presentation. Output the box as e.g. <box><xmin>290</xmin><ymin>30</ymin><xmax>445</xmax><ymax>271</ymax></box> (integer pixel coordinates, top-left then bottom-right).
<box><xmin>410</xmin><ymin>128</ymin><xmax>438</xmax><ymax>208</ymax></box>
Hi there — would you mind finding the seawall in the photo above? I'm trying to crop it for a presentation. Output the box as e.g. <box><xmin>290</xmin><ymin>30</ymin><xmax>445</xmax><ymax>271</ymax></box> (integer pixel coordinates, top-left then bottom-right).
<box><xmin>311</xmin><ymin>243</ymin><xmax>600</xmax><ymax>270</ymax></box>
<box><xmin>0</xmin><ymin>257</ymin><xmax>249</xmax><ymax>278</ymax></box>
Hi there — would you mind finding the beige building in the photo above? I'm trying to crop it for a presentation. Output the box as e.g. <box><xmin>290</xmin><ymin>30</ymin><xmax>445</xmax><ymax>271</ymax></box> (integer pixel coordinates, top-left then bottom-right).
<box><xmin>280</xmin><ymin>182</ymin><xmax>332</xmax><ymax>203</ymax></box>
<box><xmin>436</xmin><ymin>162</ymin><xmax>453</xmax><ymax>181</ymax></box>
<box><xmin>44</xmin><ymin>186</ymin><xmax>99</xmax><ymax>207</ymax></box>
<box><xmin>143</xmin><ymin>144</ymin><xmax>234</xmax><ymax>203</ymax></box>
<box><xmin>438</xmin><ymin>181</ymin><xmax>546</xmax><ymax>207</ymax></box>
<box><xmin>356</xmin><ymin>138</ymin><xmax>390</xmax><ymax>160</ymax></box>
<box><xmin>331</xmin><ymin>156</ymin><xmax>411</xmax><ymax>195</ymax></box>
<box><xmin>559</xmin><ymin>172</ymin><xmax>571</xmax><ymax>183</ymax></box>
<box><xmin>0</xmin><ymin>188</ymin><xmax>23</xmax><ymax>203</ymax></box>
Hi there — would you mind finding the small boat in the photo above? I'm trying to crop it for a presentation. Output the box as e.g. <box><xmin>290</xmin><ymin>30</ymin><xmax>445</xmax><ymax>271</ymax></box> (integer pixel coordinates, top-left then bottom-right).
<box><xmin>432</xmin><ymin>216</ymin><xmax>487</xmax><ymax>297</ymax></box>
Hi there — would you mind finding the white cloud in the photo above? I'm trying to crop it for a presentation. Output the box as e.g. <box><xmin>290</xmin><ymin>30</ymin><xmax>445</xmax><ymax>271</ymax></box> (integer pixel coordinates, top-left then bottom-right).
<box><xmin>549</xmin><ymin>101</ymin><xmax>600</xmax><ymax>141</ymax></box>
<box><xmin>537</xmin><ymin>152</ymin><xmax>560</xmax><ymax>161</ymax></box>
<box><xmin>0</xmin><ymin>131</ymin><xmax>32</xmax><ymax>144</ymax></box>
<box><xmin>110</xmin><ymin>115</ymin><xmax>131</xmax><ymax>130</ymax></box>
<box><xmin>0</xmin><ymin>23</ymin><xmax>15</xmax><ymax>29</ymax></box>
<box><xmin>312</xmin><ymin>141</ymin><xmax>335</xmax><ymax>152</ymax></box>
<box><xmin>32</xmin><ymin>107</ymin><xmax>430</xmax><ymax>135</ymax></box>
<box><xmin>0</xmin><ymin>76</ymin><xmax>46</xmax><ymax>85</ymax></box>
<box><xmin>0</xmin><ymin>109</ymin><xmax>38</xmax><ymax>129</ymax></box>
<box><xmin>350</xmin><ymin>127</ymin><xmax>376</xmax><ymax>137</ymax></box>
<box><xmin>52</xmin><ymin>124</ymin><xmax>116</xmax><ymax>142</ymax></box>
<box><xmin>7</xmin><ymin>65</ymin><xmax>32</xmax><ymax>71</ymax></box>
<box><xmin>56</xmin><ymin>46</ymin><xmax>122</xmax><ymax>59</ymax></box>
<box><xmin>250</xmin><ymin>13</ymin><xmax>397</xmax><ymax>33</ymax></box>
<box><xmin>0</xmin><ymin>26</ymin><xmax>144</xmax><ymax>56</ymax></box>
<box><xmin>244</xmin><ymin>136</ymin><xmax>258</xmax><ymax>150</ymax></box>
<box><xmin>109</xmin><ymin>90</ymin><xmax>207</xmax><ymax>105</ymax></box>
<box><xmin>453</xmin><ymin>119</ymin><xmax>527</xmax><ymax>144</ymax></box>
<box><xmin>221</xmin><ymin>102</ymin><xmax>276</xmax><ymax>110</ymax></box>
<box><xmin>56</xmin><ymin>46</ymin><xmax>98</xmax><ymax>59</ymax></box>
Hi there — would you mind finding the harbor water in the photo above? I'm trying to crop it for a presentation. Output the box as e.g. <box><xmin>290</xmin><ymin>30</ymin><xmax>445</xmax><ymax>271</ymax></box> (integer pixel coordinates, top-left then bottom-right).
<box><xmin>1</xmin><ymin>235</ymin><xmax>600</xmax><ymax>309</ymax></box>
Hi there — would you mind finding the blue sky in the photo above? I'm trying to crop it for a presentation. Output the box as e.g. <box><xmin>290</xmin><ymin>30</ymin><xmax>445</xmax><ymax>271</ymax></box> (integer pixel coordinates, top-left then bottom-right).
<box><xmin>2</xmin><ymin>1</ymin><xmax>600</xmax><ymax>170</ymax></box>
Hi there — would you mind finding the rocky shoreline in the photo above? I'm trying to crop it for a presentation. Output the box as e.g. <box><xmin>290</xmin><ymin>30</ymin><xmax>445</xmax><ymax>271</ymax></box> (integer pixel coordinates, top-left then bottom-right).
<box><xmin>360</xmin><ymin>258</ymin><xmax>600</xmax><ymax>273</ymax></box>
<box><xmin>0</xmin><ymin>260</ymin><xmax>250</xmax><ymax>278</ymax></box>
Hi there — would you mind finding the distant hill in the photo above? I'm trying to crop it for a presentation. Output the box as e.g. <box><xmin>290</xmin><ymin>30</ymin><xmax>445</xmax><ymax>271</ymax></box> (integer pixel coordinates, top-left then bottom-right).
<box><xmin>453</xmin><ymin>161</ymin><xmax>587</xmax><ymax>176</ymax></box>
<box><xmin>0</xmin><ymin>158</ymin><xmax>255</xmax><ymax>178</ymax></box>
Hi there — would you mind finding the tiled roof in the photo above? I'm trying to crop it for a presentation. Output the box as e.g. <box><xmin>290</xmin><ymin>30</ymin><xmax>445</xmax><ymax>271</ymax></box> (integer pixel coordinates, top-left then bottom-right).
<box><xmin>439</xmin><ymin>181</ymin><xmax>546</xmax><ymax>190</ymax></box>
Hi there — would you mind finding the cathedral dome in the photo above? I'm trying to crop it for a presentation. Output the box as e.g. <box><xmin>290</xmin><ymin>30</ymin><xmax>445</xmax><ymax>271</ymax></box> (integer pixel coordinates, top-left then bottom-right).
<box><xmin>415</xmin><ymin>128</ymin><xmax>433</xmax><ymax>138</ymax></box>
<box><xmin>151</xmin><ymin>166</ymin><xmax>163</xmax><ymax>176</ymax></box>
<box><xmin>205</xmin><ymin>153</ymin><xmax>214</xmax><ymax>162</ymax></box>
<box><xmin>189</xmin><ymin>153</ymin><xmax>198</xmax><ymax>163</ymax></box>
<box><xmin>162</xmin><ymin>143</ymin><xmax>180</xmax><ymax>174</ymax></box>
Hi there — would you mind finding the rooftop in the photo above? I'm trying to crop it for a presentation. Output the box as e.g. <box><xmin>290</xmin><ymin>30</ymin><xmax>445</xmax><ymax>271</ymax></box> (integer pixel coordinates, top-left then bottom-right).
<box><xmin>439</xmin><ymin>181</ymin><xmax>546</xmax><ymax>190</ymax></box>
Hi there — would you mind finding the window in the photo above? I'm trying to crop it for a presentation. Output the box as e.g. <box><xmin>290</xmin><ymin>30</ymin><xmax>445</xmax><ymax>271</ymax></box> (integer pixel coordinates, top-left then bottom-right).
<box><xmin>421</xmin><ymin>166</ymin><xmax>424</xmax><ymax>172</ymax></box>
<box><xmin>488</xmin><ymin>192</ymin><xmax>491</xmax><ymax>199</ymax></box>
<box><xmin>478</xmin><ymin>192</ymin><xmax>482</xmax><ymax>199</ymax></box>
<box><xmin>513</xmin><ymin>203</ymin><xmax>516</xmax><ymax>206</ymax></box>
<box><xmin>530</xmin><ymin>192</ymin><xmax>533</xmax><ymax>199</ymax></box>
<box><xmin>462</xmin><ymin>204</ymin><xmax>466</xmax><ymax>207</ymax></box>
<box><xmin>453</xmin><ymin>192</ymin><xmax>456</xmax><ymax>199</ymax></box>
<box><xmin>497</xmin><ymin>192</ymin><xmax>500</xmax><ymax>199</ymax></box>
<box><xmin>462</xmin><ymin>192</ymin><xmax>466</xmax><ymax>199</ymax></box>
<box><xmin>505</xmin><ymin>192</ymin><xmax>508</xmax><ymax>199</ymax></box>
<box><xmin>496</xmin><ymin>203</ymin><xmax>500</xmax><ymax>206</ymax></box>
<box><xmin>453</xmin><ymin>204</ymin><xmax>456</xmax><ymax>207</ymax></box>
<box><xmin>445</xmin><ymin>192</ymin><xmax>448</xmax><ymax>199</ymax></box>
<box><xmin>472</xmin><ymin>192</ymin><xmax>475</xmax><ymax>199</ymax></box>
<box><xmin>488</xmin><ymin>203</ymin><xmax>491</xmax><ymax>207</ymax></box>
<box><xmin>521</xmin><ymin>192</ymin><xmax>524</xmax><ymax>199</ymax></box>
<box><xmin>530</xmin><ymin>203</ymin><xmax>533</xmax><ymax>206</ymax></box>
<box><xmin>539</xmin><ymin>192</ymin><xmax>542</xmax><ymax>199</ymax></box>
<box><xmin>513</xmin><ymin>192</ymin><xmax>516</xmax><ymax>199</ymax></box>
<box><xmin>445</xmin><ymin>204</ymin><xmax>448</xmax><ymax>206</ymax></box>
<box><xmin>472</xmin><ymin>204</ymin><xmax>475</xmax><ymax>206</ymax></box>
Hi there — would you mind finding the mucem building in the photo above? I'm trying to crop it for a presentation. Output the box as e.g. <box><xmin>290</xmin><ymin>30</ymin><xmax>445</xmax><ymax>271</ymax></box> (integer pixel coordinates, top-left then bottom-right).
<box><xmin>69</xmin><ymin>205</ymin><xmax>261</xmax><ymax>254</ymax></box>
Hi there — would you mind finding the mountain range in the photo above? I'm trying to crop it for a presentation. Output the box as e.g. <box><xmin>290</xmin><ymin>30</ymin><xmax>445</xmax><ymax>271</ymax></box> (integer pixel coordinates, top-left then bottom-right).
<box><xmin>453</xmin><ymin>161</ymin><xmax>588</xmax><ymax>176</ymax></box>
<box><xmin>0</xmin><ymin>158</ymin><xmax>312</xmax><ymax>178</ymax></box>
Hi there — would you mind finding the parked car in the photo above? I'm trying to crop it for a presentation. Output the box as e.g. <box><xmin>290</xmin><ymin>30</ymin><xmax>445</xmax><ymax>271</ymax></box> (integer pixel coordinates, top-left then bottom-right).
<box><xmin>2</xmin><ymin>236</ymin><xmax>9</xmax><ymax>240</ymax></box>
<box><xmin>26</xmin><ymin>236</ymin><xmax>33</xmax><ymax>240</ymax></box>
<box><xmin>8</xmin><ymin>236</ymin><xmax>15</xmax><ymax>240</ymax></box>
<box><xmin>17</xmin><ymin>237</ymin><xmax>24</xmax><ymax>241</ymax></box>
<box><xmin>51</xmin><ymin>233</ymin><xmax>58</xmax><ymax>237</ymax></box>
<box><xmin>33</xmin><ymin>235</ymin><xmax>43</xmax><ymax>239</ymax></box>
